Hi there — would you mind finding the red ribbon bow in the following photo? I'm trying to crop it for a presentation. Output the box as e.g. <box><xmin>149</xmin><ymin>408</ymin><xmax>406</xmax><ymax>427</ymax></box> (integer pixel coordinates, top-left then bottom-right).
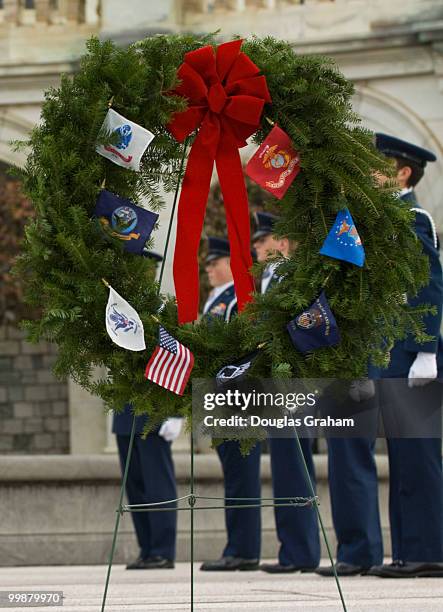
<box><xmin>167</xmin><ymin>39</ymin><xmax>271</xmax><ymax>324</ymax></box>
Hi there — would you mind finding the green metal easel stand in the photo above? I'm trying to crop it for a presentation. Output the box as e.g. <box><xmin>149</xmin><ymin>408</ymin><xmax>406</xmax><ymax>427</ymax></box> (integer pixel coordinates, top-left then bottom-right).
<box><xmin>100</xmin><ymin>411</ymin><xmax>348</xmax><ymax>612</ymax></box>
<box><xmin>99</xmin><ymin>138</ymin><xmax>348</xmax><ymax>612</ymax></box>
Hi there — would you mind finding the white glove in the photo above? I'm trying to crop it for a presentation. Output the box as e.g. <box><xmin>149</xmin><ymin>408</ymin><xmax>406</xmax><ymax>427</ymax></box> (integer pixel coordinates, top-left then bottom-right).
<box><xmin>408</xmin><ymin>352</ymin><xmax>438</xmax><ymax>388</ymax></box>
<box><xmin>349</xmin><ymin>379</ymin><xmax>376</xmax><ymax>402</ymax></box>
<box><xmin>159</xmin><ymin>417</ymin><xmax>183</xmax><ymax>442</ymax></box>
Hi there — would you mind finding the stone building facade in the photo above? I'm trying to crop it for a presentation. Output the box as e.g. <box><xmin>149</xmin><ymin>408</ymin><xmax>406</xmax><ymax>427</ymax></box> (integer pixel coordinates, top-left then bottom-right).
<box><xmin>0</xmin><ymin>326</ymin><xmax>69</xmax><ymax>454</ymax></box>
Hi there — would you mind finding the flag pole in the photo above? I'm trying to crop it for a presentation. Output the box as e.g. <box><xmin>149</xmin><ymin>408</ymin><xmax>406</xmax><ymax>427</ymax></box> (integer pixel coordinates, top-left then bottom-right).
<box><xmin>100</xmin><ymin>138</ymin><xmax>189</xmax><ymax>612</ymax></box>
<box><xmin>158</xmin><ymin>138</ymin><xmax>189</xmax><ymax>290</ymax></box>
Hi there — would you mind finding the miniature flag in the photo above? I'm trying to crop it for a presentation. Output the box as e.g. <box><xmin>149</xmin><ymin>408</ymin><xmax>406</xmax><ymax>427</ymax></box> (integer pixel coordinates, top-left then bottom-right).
<box><xmin>145</xmin><ymin>326</ymin><xmax>194</xmax><ymax>395</ymax></box>
<box><xmin>105</xmin><ymin>285</ymin><xmax>146</xmax><ymax>351</ymax></box>
<box><xmin>320</xmin><ymin>208</ymin><xmax>365</xmax><ymax>267</ymax></box>
<box><xmin>96</xmin><ymin>109</ymin><xmax>154</xmax><ymax>171</ymax></box>
<box><xmin>94</xmin><ymin>190</ymin><xmax>158</xmax><ymax>255</ymax></box>
<box><xmin>215</xmin><ymin>351</ymin><xmax>259</xmax><ymax>389</ymax></box>
<box><xmin>287</xmin><ymin>291</ymin><xmax>340</xmax><ymax>354</ymax></box>
<box><xmin>245</xmin><ymin>125</ymin><xmax>301</xmax><ymax>199</ymax></box>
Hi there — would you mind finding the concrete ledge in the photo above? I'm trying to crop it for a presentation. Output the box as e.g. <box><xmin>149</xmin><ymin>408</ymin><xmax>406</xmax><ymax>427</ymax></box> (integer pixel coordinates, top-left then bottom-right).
<box><xmin>0</xmin><ymin>451</ymin><xmax>389</xmax><ymax>481</ymax></box>
<box><xmin>0</xmin><ymin>452</ymin><xmax>390</xmax><ymax>566</ymax></box>
<box><xmin>0</xmin><ymin>452</ymin><xmax>271</xmax><ymax>482</ymax></box>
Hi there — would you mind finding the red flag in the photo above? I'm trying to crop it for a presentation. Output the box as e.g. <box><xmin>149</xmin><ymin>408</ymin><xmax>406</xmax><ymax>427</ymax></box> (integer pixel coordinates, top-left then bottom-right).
<box><xmin>145</xmin><ymin>326</ymin><xmax>194</xmax><ymax>396</ymax></box>
<box><xmin>246</xmin><ymin>125</ymin><xmax>300</xmax><ymax>199</ymax></box>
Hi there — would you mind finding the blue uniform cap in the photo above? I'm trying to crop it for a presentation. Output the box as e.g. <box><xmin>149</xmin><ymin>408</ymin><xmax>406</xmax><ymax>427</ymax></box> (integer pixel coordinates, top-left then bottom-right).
<box><xmin>375</xmin><ymin>133</ymin><xmax>437</xmax><ymax>167</ymax></box>
<box><xmin>206</xmin><ymin>236</ymin><xmax>230</xmax><ymax>263</ymax></box>
<box><xmin>252</xmin><ymin>212</ymin><xmax>279</xmax><ymax>242</ymax></box>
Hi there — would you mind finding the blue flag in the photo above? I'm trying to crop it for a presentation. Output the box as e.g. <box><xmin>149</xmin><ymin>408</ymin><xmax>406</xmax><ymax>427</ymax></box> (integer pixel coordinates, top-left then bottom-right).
<box><xmin>319</xmin><ymin>208</ymin><xmax>365</xmax><ymax>267</ymax></box>
<box><xmin>287</xmin><ymin>291</ymin><xmax>340</xmax><ymax>354</ymax></box>
<box><xmin>94</xmin><ymin>190</ymin><xmax>158</xmax><ymax>255</ymax></box>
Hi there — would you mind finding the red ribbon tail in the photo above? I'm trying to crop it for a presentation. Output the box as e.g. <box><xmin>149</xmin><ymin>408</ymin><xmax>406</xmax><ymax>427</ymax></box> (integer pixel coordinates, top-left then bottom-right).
<box><xmin>173</xmin><ymin>136</ymin><xmax>215</xmax><ymax>324</ymax></box>
<box><xmin>216</xmin><ymin>143</ymin><xmax>255</xmax><ymax>313</ymax></box>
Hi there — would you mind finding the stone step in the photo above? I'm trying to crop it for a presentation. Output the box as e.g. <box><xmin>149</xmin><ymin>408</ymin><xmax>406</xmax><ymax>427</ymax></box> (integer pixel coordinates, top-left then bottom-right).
<box><xmin>0</xmin><ymin>453</ymin><xmax>390</xmax><ymax>565</ymax></box>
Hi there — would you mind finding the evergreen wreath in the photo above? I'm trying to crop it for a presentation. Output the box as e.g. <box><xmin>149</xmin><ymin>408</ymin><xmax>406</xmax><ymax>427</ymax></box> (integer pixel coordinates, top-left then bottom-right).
<box><xmin>14</xmin><ymin>34</ymin><xmax>430</xmax><ymax>427</ymax></box>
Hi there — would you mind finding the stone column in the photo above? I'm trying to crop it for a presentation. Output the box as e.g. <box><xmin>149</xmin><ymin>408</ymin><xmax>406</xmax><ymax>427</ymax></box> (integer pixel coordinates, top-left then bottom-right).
<box><xmin>258</xmin><ymin>0</ymin><xmax>276</xmax><ymax>8</ymax></box>
<box><xmin>226</xmin><ymin>0</ymin><xmax>246</xmax><ymax>11</ymax></box>
<box><xmin>84</xmin><ymin>0</ymin><xmax>99</xmax><ymax>24</ymax></box>
<box><xmin>68</xmin><ymin>368</ymin><xmax>107</xmax><ymax>454</ymax></box>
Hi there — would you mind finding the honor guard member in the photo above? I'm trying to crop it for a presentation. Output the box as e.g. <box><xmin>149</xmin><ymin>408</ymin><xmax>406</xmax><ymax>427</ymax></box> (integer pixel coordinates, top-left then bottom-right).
<box><xmin>253</xmin><ymin>213</ymin><xmax>321</xmax><ymax>573</ymax></box>
<box><xmin>200</xmin><ymin>236</ymin><xmax>261</xmax><ymax>572</ymax></box>
<box><xmin>202</xmin><ymin>237</ymin><xmax>238</xmax><ymax>322</ymax></box>
<box><xmin>113</xmin><ymin>251</ymin><xmax>182</xmax><ymax>570</ymax></box>
<box><xmin>318</xmin><ymin>135</ymin><xmax>443</xmax><ymax>578</ymax></box>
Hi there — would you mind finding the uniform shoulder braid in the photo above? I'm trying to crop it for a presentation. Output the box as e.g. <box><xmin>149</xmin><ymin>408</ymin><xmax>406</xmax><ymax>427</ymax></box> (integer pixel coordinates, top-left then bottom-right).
<box><xmin>410</xmin><ymin>207</ymin><xmax>438</xmax><ymax>250</ymax></box>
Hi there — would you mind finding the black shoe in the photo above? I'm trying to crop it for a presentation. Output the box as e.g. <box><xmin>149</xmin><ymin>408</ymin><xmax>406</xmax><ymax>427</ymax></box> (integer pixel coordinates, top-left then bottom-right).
<box><xmin>260</xmin><ymin>562</ymin><xmax>317</xmax><ymax>574</ymax></box>
<box><xmin>367</xmin><ymin>560</ymin><xmax>443</xmax><ymax>578</ymax></box>
<box><xmin>315</xmin><ymin>562</ymin><xmax>368</xmax><ymax>577</ymax></box>
<box><xmin>126</xmin><ymin>555</ymin><xmax>174</xmax><ymax>570</ymax></box>
<box><xmin>200</xmin><ymin>556</ymin><xmax>259</xmax><ymax>571</ymax></box>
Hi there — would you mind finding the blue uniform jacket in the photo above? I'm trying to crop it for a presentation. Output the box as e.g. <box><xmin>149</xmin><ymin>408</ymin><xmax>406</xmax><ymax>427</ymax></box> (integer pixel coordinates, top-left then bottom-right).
<box><xmin>112</xmin><ymin>404</ymin><xmax>148</xmax><ymax>436</ymax></box>
<box><xmin>203</xmin><ymin>283</ymin><xmax>238</xmax><ymax>322</ymax></box>
<box><xmin>381</xmin><ymin>191</ymin><xmax>443</xmax><ymax>377</ymax></box>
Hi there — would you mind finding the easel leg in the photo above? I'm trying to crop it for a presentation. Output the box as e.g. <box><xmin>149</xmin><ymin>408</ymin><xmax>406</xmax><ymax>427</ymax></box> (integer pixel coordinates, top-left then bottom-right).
<box><xmin>292</xmin><ymin>426</ymin><xmax>348</xmax><ymax>612</ymax></box>
<box><xmin>190</xmin><ymin>421</ymin><xmax>195</xmax><ymax>612</ymax></box>
<box><xmin>101</xmin><ymin>414</ymin><xmax>137</xmax><ymax>612</ymax></box>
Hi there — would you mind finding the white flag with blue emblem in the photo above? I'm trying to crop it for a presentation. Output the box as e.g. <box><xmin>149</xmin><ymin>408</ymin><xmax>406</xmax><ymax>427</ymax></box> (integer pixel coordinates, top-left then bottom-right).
<box><xmin>96</xmin><ymin>109</ymin><xmax>154</xmax><ymax>171</ymax></box>
<box><xmin>105</xmin><ymin>285</ymin><xmax>146</xmax><ymax>351</ymax></box>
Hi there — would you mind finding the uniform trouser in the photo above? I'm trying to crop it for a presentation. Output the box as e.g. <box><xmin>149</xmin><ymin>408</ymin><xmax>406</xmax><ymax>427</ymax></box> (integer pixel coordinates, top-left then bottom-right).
<box><xmin>328</xmin><ymin>438</ymin><xmax>383</xmax><ymax>567</ymax></box>
<box><xmin>268</xmin><ymin>435</ymin><xmax>321</xmax><ymax>567</ymax></box>
<box><xmin>116</xmin><ymin>433</ymin><xmax>177</xmax><ymax>560</ymax></box>
<box><xmin>387</xmin><ymin>437</ymin><xmax>443</xmax><ymax>562</ymax></box>
<box><xmin>216</xmin><ymin>440</ymin><xmax>261</xmax><ymax>560</ymax></box>
<box><xmin>327</xmin><ymin>379</ymin><xmax>443</xmax><ymax>565</ymax></box>
<box><xmin>382</xmin><ymin>378</ymin><xmax>443</xmax><ymax>562</ymax></box>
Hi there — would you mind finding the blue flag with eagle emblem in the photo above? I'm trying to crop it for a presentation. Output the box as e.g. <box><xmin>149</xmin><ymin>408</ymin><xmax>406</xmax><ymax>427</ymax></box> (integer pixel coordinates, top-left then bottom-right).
<box><xmin>287</xmin><ymin>291</ymin><xmax>340</xmax><ymax>354</ymax></box>
<box><xmin>319</xmin><ymin>208</ymin><xmax>365</xmax><ymax>267</ymax></box>
<box><xmin>94</xmin><ymin>190</ymin><xmax>158</xmax><ymax>255</ymax></box>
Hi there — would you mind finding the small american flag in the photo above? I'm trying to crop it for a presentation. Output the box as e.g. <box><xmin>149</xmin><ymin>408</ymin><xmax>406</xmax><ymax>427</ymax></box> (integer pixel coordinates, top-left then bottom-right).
<box><xmin>145</xmin><ymin>326</ymin><xmax>194</xmax><ymax>395</ymax></box>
